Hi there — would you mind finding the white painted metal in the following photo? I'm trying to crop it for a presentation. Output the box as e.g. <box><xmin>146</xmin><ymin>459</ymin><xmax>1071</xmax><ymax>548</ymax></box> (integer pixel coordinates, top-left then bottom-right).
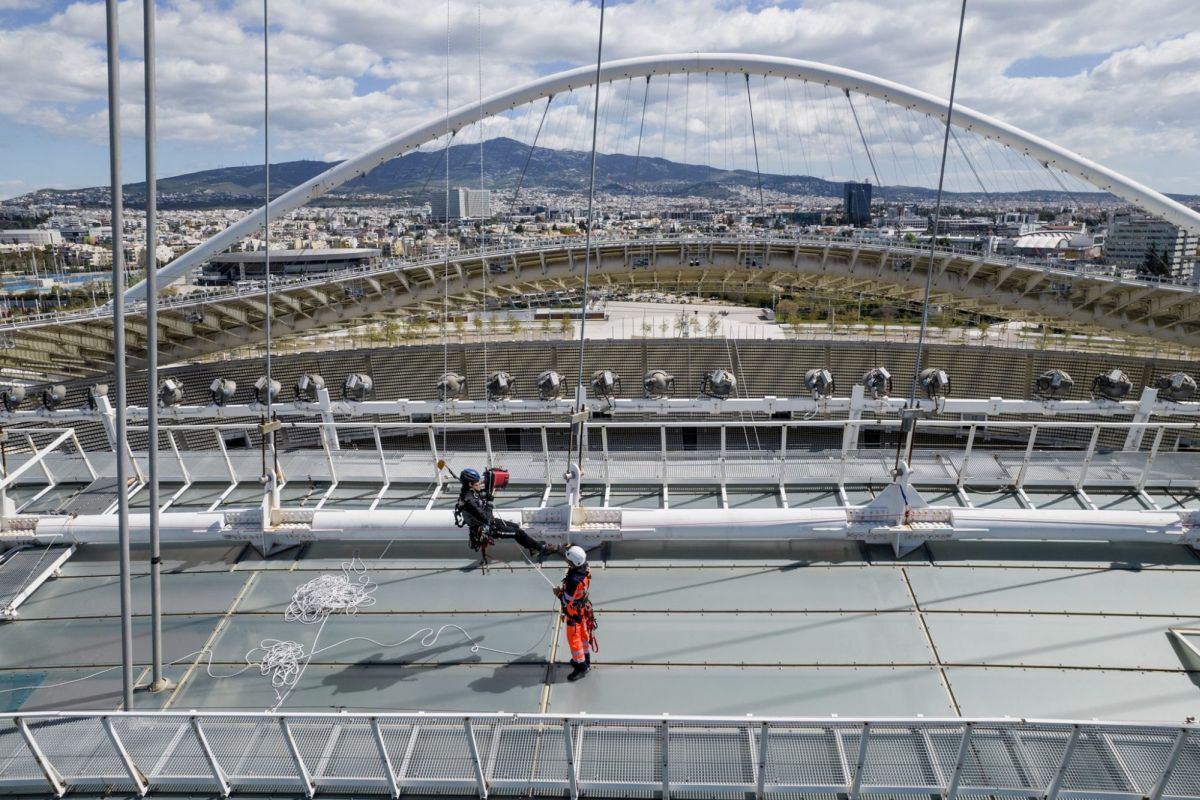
<box><xmin>126</xmin><ymin>53</ymin><xmax>1200</xmax><ymax>304</ymax></box>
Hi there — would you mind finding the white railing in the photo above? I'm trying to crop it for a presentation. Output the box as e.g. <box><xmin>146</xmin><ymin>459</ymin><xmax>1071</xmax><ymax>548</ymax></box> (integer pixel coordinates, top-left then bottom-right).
<box><xmin>0</xmin><ymin>712</ymin><xmax>1195</xmax><ymax>799</ymax></box>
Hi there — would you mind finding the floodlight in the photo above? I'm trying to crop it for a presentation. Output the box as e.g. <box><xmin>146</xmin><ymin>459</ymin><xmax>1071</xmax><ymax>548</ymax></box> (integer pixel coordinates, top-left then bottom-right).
<box><xmin>2</xmin><ymin>386</ymin><xmax>27</xmax><ymax>413</ymax></box>
<box><xmin>590</xmin><ymin>369</ymin><xmax>621</xmax><ymax>399</ymax></box>
<box><xmin>643</xmin><ymin>369</ymin><xmax>675</xmax><ymax>399</ymax></box>
<box><xmin>700</xmin><ymin>369</ymin><xmax>737</xmax><ymax>399</ymax></box>
<box><xmin>862</xmin><ymin>367</ymin><xmax>892</xmax><ymax>400</ymax></box>
<box><xmin>253</xmin><ymin>376</ymin><xmax>281</xmax><ymax>405</ymax></box>
<box><xmin>438</xmin><ymin>372</ymin><xmax>468</xmax><ymax>401</ymax></box>
<box><xmin>294</xmin><ymin>373</ymin><xmax>325</xmax><ymax>402</ymax></box>
<box><xmin>918</xmin><ymin>368</ymin><xmax>951</xmax><ymax>400</ymax></box>
<box><xmin>208</xmin><ymin>378</ymin><xmax>236</xmax><ymax>406</ymax></box>
<box><xmin>1033</xmin><ymin>368</ymin><xmax>1074</xmax><ymax>400</ymax></box>
<box><xmin>486</xmin><ymin>371</ymin><xmax>516</xmax><ymax>401</ymax></box>
<box><xmin>537</xmin><ymin>370</ymin><xmax>564</xmax><ymax>401</ymax></box>
<box><xmin>158</xmin><ymin>379</ymin><xmax>183</xmax><ymax>407</ymax></box>
<box><xmin>804</xmin><ymin>368</ymin><xmax>835</xmax><ymax>399</ymax></box>
<box><xmin>87</xmin><ymin>383</ymin><xmax>109</xmax><ymax>411</ymax></box>
<box><xmin>343</xmin><ymin>373</ymin><xmax>373</xmax><ymax>401</ymax></box>
<box><xmin>40</xmin><ymin>385</ymin><xmax>66</xmax><ymax>411</ymax></box>
<box><xmin>1154</xmin><ymin>372</ymin><xmax>1197</xmax><ymax>403</ymax></box>
<box><xmin>1090</xmin><ymin>369</ymin><xmax>1132</xmax><ymax>401</ymax></box>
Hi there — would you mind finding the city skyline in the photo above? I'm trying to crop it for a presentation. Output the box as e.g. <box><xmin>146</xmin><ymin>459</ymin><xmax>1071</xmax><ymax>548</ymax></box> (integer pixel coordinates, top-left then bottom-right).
<box><xmin>1</xmin><ymin>0</ymin><xmax>1199</xmax><ymax>200</ymax></box>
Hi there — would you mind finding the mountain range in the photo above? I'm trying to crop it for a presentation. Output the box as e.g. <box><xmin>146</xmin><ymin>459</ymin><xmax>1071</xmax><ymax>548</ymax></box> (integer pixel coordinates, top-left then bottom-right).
<box><xmin>17</xmin><ymin>137</ymin><xmax>1199</xmax><ymax>208</ymax></box>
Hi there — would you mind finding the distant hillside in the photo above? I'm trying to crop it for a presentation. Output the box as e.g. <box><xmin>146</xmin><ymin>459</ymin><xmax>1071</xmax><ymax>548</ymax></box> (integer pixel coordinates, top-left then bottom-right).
<box><xmin>17</xmin><ymin>137</ymin><xmax>1200</xmax><ymax>208</ymax></box>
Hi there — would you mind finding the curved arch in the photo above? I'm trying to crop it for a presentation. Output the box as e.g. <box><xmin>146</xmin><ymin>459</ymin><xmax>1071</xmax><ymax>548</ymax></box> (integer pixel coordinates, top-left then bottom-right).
<box><xmin>127</xmin><ymin>52</ymin><xmax>1200</xmax><ymax>302</ymax></box>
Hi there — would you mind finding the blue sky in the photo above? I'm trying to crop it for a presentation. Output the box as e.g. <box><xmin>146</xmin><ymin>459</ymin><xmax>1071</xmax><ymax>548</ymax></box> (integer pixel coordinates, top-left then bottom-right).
<box><xmin>1</xmin><ymin>0</ymin><xmax>1199</xmax><ymax>199</ymax></box>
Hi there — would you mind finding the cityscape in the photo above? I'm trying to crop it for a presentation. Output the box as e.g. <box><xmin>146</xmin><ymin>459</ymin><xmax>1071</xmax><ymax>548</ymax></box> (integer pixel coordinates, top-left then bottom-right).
<box><xmin>1</xmin><ymin>1</ymin><xmax>1200</xmax><ymax>798</ymax></box>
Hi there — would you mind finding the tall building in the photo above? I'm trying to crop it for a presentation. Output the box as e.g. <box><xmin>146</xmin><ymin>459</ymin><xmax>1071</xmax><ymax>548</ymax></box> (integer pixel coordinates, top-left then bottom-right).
<box><xmin>843</xmin><ymin>181</ymin><xmax>872</xmax><ymax>227</ymax></box>
<box><xmin>1105</xmin><ymin>213</ymin><xmax>1198</xmax><ymax>282</ymax></box>
<box><xmin>430</xmin><ymin>187</ymin><xmax>492</xmax><ymax>221</ymax></box>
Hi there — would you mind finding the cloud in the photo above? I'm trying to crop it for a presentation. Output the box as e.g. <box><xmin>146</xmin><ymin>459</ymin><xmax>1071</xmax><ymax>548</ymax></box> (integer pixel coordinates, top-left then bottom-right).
<box><xmin>1</xmin><ymin>0</ymin><xmax>1198</xmax><ymax>195</ymax></box>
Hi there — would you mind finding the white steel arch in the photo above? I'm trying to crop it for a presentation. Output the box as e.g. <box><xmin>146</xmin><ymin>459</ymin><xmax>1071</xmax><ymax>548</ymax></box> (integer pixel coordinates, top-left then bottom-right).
<box><xmin>127</xmin><ymin>52</ymin><xmax>1200</xmax><ymax>302</ymax></box>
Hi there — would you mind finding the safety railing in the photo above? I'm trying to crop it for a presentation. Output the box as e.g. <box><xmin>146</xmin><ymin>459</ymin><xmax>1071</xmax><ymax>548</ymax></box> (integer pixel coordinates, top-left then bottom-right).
<box><xmin>0</xmin><ymin>712</ymin><xmax>1195</xmax><ymax>799</ymax></box>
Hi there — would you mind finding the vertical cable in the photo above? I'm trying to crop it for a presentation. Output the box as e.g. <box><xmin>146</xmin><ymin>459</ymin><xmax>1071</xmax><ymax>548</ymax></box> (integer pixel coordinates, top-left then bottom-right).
<box><xmin>441</xmin><ymin>0</ymin><xmax>451</xmax><ymax>457</ymax></box>
<box><xmin>105</xmin><ymin>0</ymin><xmax>134</xmax><ymax>712</ymax></box>
<box><xmin>744</xmin><ymin>74</ymin><xmax>765</xmax><ymax>214</ymax></box>
<box><xmin>628</xmin><ymin>77</ymin><xmax>650</xmax><ymax>219</ymax></box>
<box><xmin>478</xmin><ymin>0</ymin><xmax>487</xmax><ymax>429</ymax></box>
<box><xmin>143</xmin><ymin>0</ymin><xmax>166</xmax><ymax>692</ymax></box>
<box><xmin>263</xmin><ymin>0</ymin><xmax>275</xmax><ymax>480</ymax></box>
<box><xmin>845</xmin><ymin>90</ymin><xmax>881</xmax><ymax>186</ymax></box>
<box><xmin>571</xmin><ymin>0</ymin><xmax>606</xmax><ymax>473</ymax></box>
<box><xmin>905</xmin><ymin>0</ymin><xmax>969</xmax><ymax>464</ymax></box>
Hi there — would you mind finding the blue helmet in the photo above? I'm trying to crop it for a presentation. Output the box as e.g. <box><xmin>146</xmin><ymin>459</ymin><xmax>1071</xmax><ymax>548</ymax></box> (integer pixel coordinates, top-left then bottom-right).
<box><xmin>461</xmin><ymin>468</ymin><xmax>482</xmax><ymax>483</ymax></box>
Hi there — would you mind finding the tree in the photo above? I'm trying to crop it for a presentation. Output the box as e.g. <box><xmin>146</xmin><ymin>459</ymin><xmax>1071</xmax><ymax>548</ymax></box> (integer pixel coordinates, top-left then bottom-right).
<box><xmin>903</xmin><ymin>232</ymin><xmax>917</xmax><ymax>244</ymax></box>
<box><xmin>1141</xmin><ymin>243</ymin><xmax>1171</xmax><ymax>278</ymax></box>
<box><xmin>506</xmin><ymin>313</ymin><xmax>521</xmax><ymax>336</ymax></box>
<box><xmin>472</xmin><ymin>314</ymin><xmax>485</xmax><ymax>339</ymax></box>
<box><xmin>775</xmin><ymin>299</ymin><xmax>799</xmax><ymax>321</ymax></box>
<box><xmin>540</xmin><ymin>315</ymin><xmax>552</xmax><ymax>337</ymax></box>
<box><xmin>558</xmin><ymin>315</ymin><xmax>576</xmax><ymax>338</ymax></box>
<box><xmin>705</xmin><ymin>312</ymin><xmax>721</xmax><ymax>337</ymax></box>
<box><xmin>453</xmin><ymin>315</ymin><xmax>466</xmax><ymax>340</ymax></box>
<box><xmin>641</xmin><ymin>321</ymin><xmax>653</xmax><ymax>337</ymax></box>
<box><xmin>658</xmin><ymin>319</ymin><xmax>670</xmax><ymax>336</ymax></box>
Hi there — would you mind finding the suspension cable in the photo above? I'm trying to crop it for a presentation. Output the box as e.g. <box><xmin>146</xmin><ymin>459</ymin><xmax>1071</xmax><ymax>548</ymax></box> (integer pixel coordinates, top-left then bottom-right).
<box><xmin>628</xmin><ymin>76</ymin><xmax>650</xmax><ymax>219</ymax></box>
<box><xmin>570</xmin><ymin>0</ymin><xmax>607</xmax><ymax>476</ymax></box>
<box><xmin>950</xmin><ymin>128</ymin><xmax>990</xmax><ymax>198</ymax></box>
<box><xmin>262</xmin><ymin>0</ymin><xmax>275</xmax><ymax>482</ymax></box>
<box><xmin>845</xmin><ymin>89</ymin><xmax>881</xmax><ymax>187</ymax></box>
<box><xmin>478</xmin><ymin>0</ymin><xmax>488</xmax><ymax>433</ymax></box>
<box><xmin>743</xmin><ymin>73</ymin><xmax>765</xmax><ymax>215</ymax></box>
<box><xmin>441</xmin><ymin>0</ymin><xmax>452</xmax><ymax>459</ymax></box>
<box><xmin>508</xmin><ymin>96</ymin><xmax>552</xmax><ymax>216</ymax></box>
<box><xmin>903</xmin><ymin>0</ymin><xmax>969</xmax><ymax>469</ymax></box>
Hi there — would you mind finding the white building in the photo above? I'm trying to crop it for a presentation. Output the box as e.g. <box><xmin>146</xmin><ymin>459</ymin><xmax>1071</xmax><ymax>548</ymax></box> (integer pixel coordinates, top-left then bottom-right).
<box><xmin>0</xmin><ymin>229</ymin><xmax>62</xmax><ymax>246</ymax></box>
<box><xmin>1105</xmin><ymin>213</ymin><xmax>1198</xmax><ymax>282</ymax></box>
<box><xmin>430</xmin><ymin>187</ymin><xmax>492</xmax><ymax>221</ymax></box>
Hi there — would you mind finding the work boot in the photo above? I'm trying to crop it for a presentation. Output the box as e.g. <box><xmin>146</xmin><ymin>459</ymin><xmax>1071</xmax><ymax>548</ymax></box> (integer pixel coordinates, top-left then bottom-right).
<box><xmin>536</xmin><ymin>543</ymin><xmax>561</xmax><ymax>563</ymax></box>
<box><xmin>567</xmin><ymin>660</ymin><xmax>589</xmax><ymax>682</ymax></box>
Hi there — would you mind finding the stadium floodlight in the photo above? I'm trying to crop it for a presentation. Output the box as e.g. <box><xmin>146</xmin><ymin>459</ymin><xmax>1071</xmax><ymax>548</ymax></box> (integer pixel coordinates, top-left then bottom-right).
<box><xmin>643</xmin><ymin>369</ymin><xmax>675</xmax><ymax>399</ymax></box>
<box><xmin>208</xmin><ymin>378</ymin><xmax>237</xmax><ymax>406</ymax></box>
<box><xmin>590</xmin><ymin>369</ymin><xmax>621</xmax><ymax>399</ymax></box>
<box><xmin>0</xmin><ymin>386</ymin><xmax>25</xmax><ymax>413</ymax></box>
<box><xmin>804</xmin><ymin>368</ymin><xmax>835</xmax><ymax>399</ymax></box>
<box><xmin>158</xmin><ymin>379</ymin><xmax>183</xmax><ymax>407</ymax></box>
<box><xmin>1091</xmin><ymin>369</ymin><xmax>1132</xmax><ymax>401</ymax></box>
<box><xmin>438</xmin><ymin>372</ymin><xmax>468</xmax><ymax>401</ymax></box>
<box><xmin>537</xmin><ymin>370</ymin><xmax>564</xmax><ymax>401</ymax></box>
<box><xmin>1033</xmin><ymin>368</ymin><xmax>1074</xmax><ymax>400</ymax></box>
<box><xmin>294</xmin><ymin>373</ymin><xmax>325</xmax><ymax>402</ymax></box>
<box><xmin>343</xmin><ymin>373</ymin><xmax>373</xmax><ymax>401</ymax></box>
<box><xmin>862</xmin><ymin>367</ymin><xmax>892</xmax><ymax>400</ymax></box>
<box><xmin>486</xmin><ymin>371</ymin><xmax>516</xmax><ymax>401</ymax></box>
<box><xmin>87</xmin><ymin>383</ymin><xmax>109</xmax><ymax>411</ymax></box>
<box><xmin>700</xmin><ymin>369</ymin><xmax>737</xmax><ymax>399</ymax></box>
<box><xmin>40</xmin><ymin>385</ymin><xmax>66</xmax><ymax>411</ymax></box>
<box><xmin>253</xmin><ymin>376</ymin><xmax>281</xmax><ymax>405</ymax></box>
<box><xmin>918</xmin><ymin>368</ymin><xmax>951</xmax><ymax>400</ymax></box>
<box><xmin>1154</xmin><ymin>372</ymin><xmax>1197</xmax><ymax>403</ymax></box>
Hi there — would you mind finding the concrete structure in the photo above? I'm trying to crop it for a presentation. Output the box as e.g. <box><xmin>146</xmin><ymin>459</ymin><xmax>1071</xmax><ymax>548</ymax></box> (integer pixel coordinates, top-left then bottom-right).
<box><xmin>1106</xmin><ymin>213</ymin><xmax>1199</xmax><ymax>282</ymax></box>
<box><xmin>430</xmin><ymin>187</ymin><xmax>492</xmax><ymax>221</ymax></box>
<box><xmin>199</xmin><ymin>247</ymin><xmax>381</xmax><ymax>284</ymax></box>
<box><xmin>0</xmin><ymin>229</ymin><xmax>61</xmax><ymax>247</ymax></box>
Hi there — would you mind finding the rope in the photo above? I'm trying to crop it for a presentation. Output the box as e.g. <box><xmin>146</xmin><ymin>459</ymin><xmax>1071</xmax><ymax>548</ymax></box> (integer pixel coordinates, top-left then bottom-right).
<box><xmin>283</xmin><ymin>556</ymin><xmax>377</xmax><ymax>623</ymax></box>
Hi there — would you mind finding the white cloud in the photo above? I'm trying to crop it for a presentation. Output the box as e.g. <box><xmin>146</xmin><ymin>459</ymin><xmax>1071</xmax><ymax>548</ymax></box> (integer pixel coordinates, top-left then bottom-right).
<box><xmin>1</xmin><ymin>0</ymin><xmax>1198</xmax><ymax>194</ymax></box>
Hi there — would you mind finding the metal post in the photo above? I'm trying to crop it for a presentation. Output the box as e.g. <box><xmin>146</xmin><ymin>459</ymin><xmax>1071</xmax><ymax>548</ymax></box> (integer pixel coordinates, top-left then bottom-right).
<box><xmin>16</xmin><ymin>718</ymin><xmax>65</xmax><ymax>798</ymax></box>
<box><xmin>190</xmin><ymin>717</ymin><xmax>231</xmax><ymax>798</ymax></box>
<box><xmin>103</xmin><ymin>716</ymin><xmax>148</xmax><ymax>796</ymax></box>
<box><xmin>945</xmin><ymin>723</ymin><xmax>972</xmax><ymax>800</ymax></box>
<box><xmin>1148</xmin><ymin>728</ymin><xmax>1189</xmax><ymax>800</ymax></box>
<box><xmin>1044</xmin><ymin>726</ymin><xmax>1080</xmax><ymax>800</ymax></box>
<box><xmin>660</xmin><ymin>719</ymin><xmax>670</xmax><ymax>800</ymax></box>
<box><xmin>143</xmin><ymin>0</ymin><xmax>168</xmax><ymax>694</ymax></box>
<box><xmin>562</xmin><ymin>720</ymin><xmax>579</xmax><ymax>800</ymax></box>
<box><xmin>105</xmin><ymin>0</ymin><xmax>135</xmax><ymax>713</ymax></box>
<box><xmin>371</xmin><ymin>718</ymin><xmax>400</xmax><ymax>799</ymax></box>
<box><xmin>279</xmin><ymin>718</ymin><xmax>315</xmax><ymax>798</ymax></box>
<box><xmin>756</xmin><ymin>722</ymin><xmax>769</xmax><ymax>799</ymax></box>
<box><xmin>463</xmin><ymin>718</ymin><xmax>488</xmax><ymax>799</ymax></box>
<box><xmin>849</xmin><ymin>723</ymin><xmax>870</xmax><ymax>800</ymax></box>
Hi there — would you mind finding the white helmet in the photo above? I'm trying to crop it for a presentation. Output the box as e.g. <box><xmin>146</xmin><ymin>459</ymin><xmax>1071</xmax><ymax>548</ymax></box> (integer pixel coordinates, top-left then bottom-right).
<box><xmin>564</xmin><ymin>545</ymin><xmax>587</xmax><ymax>567</ymax></box>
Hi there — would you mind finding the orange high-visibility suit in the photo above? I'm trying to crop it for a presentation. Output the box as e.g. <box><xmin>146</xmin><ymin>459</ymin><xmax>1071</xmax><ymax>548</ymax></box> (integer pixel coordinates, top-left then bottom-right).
<box><xmin>558</xmin><ymin>563</ymin><xmax>593</xmax><ymax>663</ymax></box>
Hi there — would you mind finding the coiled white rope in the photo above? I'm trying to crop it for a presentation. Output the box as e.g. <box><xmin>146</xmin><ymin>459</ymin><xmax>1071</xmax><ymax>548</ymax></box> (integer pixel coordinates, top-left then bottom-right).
<box><xmin>283</xmin><ymin>557</ymin><xmax>377</xmax><ymax>624</ymax></box>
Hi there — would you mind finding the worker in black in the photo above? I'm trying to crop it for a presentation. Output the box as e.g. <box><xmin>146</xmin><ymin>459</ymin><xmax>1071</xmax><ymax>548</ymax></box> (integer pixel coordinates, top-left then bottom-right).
<box><xmin>455</xmin><ymin>468</ymin><xmax>558</xmax><ymax>560</ymax></box>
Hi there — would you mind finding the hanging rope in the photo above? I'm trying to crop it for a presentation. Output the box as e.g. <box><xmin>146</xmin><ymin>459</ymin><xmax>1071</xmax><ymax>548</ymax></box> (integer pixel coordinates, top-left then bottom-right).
<box><xmin>262</xmin><ymin>0</ymin><xmax>276</xmax><ymax>482</ymax></box>
<box><xmin>844</xmin><ymin>89</ymin><xmax>882</xmax><ymax>187</ymax></box>
<box><xmin>743</xmin><ymin>73</ymin><xmax>765</xmax><ymax>215</ymax></box>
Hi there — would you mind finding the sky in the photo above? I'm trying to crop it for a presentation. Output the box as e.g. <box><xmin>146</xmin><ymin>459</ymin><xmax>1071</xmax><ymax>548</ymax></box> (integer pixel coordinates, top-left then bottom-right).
<box><xmin>1</xmin><ymin>0</ymin><xmax>1199</xmax><ymax>200</ymax></box>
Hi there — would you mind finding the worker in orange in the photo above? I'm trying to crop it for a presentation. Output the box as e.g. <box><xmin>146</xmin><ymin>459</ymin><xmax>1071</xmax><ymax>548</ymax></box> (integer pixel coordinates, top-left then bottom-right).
<box><xmin>555</xmin><ymin>545</ymin><xmax>597</xmax><ymax>681</ymax></box>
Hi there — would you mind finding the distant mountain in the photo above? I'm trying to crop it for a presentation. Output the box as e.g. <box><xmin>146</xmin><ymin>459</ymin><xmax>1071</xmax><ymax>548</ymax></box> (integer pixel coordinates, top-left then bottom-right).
<box><xmin>16</xmin><ymin>137</ymin><xmax>1200</xmax><ymax>208</ymax></box>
